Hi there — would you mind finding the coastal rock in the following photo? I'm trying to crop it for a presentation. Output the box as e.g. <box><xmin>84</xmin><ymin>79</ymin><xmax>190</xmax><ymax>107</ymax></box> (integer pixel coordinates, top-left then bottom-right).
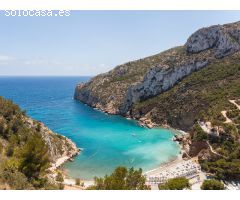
<box><xmin>188</xmin><ymin>141</ymin><xmax>209</xmax><ymax>157</ymax></box>
<box><xmin>24</xmin><ymin>117</ymin><xmax>80</xmax><ymax>166</ymax></box>
<box><xmin>173</xmin><ymin>134</ymin><xmax>183</xmax><ymax>142</ymax></box>
<box><xmin>74</xmin><ymin>21</ymin><xmax>240</xmax><ymax>130</ymax></box>
<box><xmin>186</xmin><ymin>23</ymin><xmax>240</xmax><ymax>58</ymax></box>
<box><xmin>138</xmin><ymin>117</ymin><xmax>155</xmax><ymax>128</ymax></box>
<box><xmin>120</xmin><ymin>59</ymin><xmax>209</xmax><ymax>113</ymax></box>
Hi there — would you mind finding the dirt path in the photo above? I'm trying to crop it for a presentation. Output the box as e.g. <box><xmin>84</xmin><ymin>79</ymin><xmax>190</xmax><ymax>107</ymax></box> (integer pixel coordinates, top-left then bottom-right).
<box><xmin>229</xmin><ymin>100</ymin><xmax>240</xmax><ymax>110</ymax></box>
<box><xmin>221</xmin><ymin>110</ymin><xmax>233</xmax><ymax>123</ymax></box>
<box><xmin>220</xmin><ymin>99</ymin><xmax>240</xmax><ymax>124</ymax></box>
<box><xmin>207</xmin><ymin>141</ymin><xmax>227</xmax><ymax>159</ymax></box>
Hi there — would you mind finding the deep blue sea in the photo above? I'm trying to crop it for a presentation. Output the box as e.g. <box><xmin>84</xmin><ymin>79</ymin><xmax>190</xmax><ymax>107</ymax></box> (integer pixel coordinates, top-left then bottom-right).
<box><xmin>0</xmin><ymin>76</ymin><xmax>180</xmax><ymax>179</ymax></box>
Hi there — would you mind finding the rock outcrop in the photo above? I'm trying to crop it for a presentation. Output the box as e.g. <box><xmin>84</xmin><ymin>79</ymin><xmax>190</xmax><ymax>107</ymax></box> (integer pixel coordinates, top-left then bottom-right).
<box><xmin>120</xmin><ymin>59</ymin><xmax>209</xmax><ymax>114</ymax></box>
<box><xmin>74</xmin><ymin>21</ymin><xmax>240</xmax><ymax>129</ymax></box>
<box><xmin>186</xmin><ymin>23</ymin><xmax>240</xmax><ymax>58</ymax></box>
<box><xmin>24</xmin><ymin>117</ymin><xmax>80</xmax><ymax>165</ymax></box>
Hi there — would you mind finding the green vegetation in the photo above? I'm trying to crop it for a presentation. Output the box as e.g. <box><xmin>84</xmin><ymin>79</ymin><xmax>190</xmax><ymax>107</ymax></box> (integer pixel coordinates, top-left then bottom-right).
<box><xmin>158</xmin><ymin>177</ymin><xmax>190</xmax><ymax>190</ymax></box>
<box><xmin>227</xmin><ymin>109</ymin><xmax>240</xmax><ymax>119</ymax></box>
<box><xmin>87</xmin><ymin>166</ymin><xmax>150</xmax><ymax>190</ymax></box>
<box><xmin>75</xmin><ymin>178</ymin><xmax>81</xmax><ymax>186</ymax></box>
<box><xmin>129</xmin><ymin>52</ymin><xmax>240</xmax><ymax>184</ymax></box>
<box><xmin>192</xmin><ymin>124</ymin><xmax>208</xmax><ymax>142</ymax></box>
<box><xmin>199</xmin><ymin>121</ymin><xmax>240</xmax><ymax>180</ymax></box>
<box><xmin>76</xmin><ymin>46</ymin><xmax>189</xmax><ymax>111</ymax></box>
<box><xmin>0</xmin><ymin>96</ymin><xmax>60</xmax><ymax>189</ymax></box>
<box><xmin>200</xmin><ymin>158</ymin><xmax>240</xmax><ymax>181</ymax></box>
<box><xmin>75</xmin><ymin>22</ymin><xmax>240</xmax><ymax>186</ymax></box>
<box><xmin>18</xmin><ymin>134</ymin><xmax>50</xmax><ymax>180</ymax></box>
<box><xmin>201</xmin><ymin>179</ymin><xmax>225</xmax><ymax>190</ymax></box>
<box><xmin>56</xmin><ymin>172</ymin><xmax>64</xmax><ymax>183</ymax></box>
<box><xmin>133</xmin><ymin>53</ymin><xmax>240</xmax><ymax>131</ymax></box>
<box><xmin>227</xmin><ymin>109</ymin><xmax>240</xmax><ymax>124</ymax></box>
<box><xmin>131</xmin><ymin>53</ymin><xmax>240</xmax><ymax>183</ymax></box>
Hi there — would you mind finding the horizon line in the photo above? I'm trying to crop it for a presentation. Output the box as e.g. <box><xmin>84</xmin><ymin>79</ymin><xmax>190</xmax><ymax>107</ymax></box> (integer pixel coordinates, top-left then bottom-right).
<box><xmin>0</xmin><ymin>75</ymin><xmax>93</xmax><ymax>77</ymax></box>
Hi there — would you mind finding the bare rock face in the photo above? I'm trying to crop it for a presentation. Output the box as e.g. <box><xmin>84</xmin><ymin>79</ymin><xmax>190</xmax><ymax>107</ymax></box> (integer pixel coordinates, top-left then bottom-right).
<box><xmin>74</xmin><ymin>83</ymin><xmax>97</xmax><ymax>107</ymax></box>
<box><xmin>186</xmin><ymin>23</ymin><xmax>240</xmax><ymax>58</ymax></box>
<box><xmin>74</xmin><ymin>21</ymin><xmax>240</xmax><ymax>118</ymax></box>
<box><xmin>120</xmin><ymin>59</ymin><xmax>209</xmax><ymax>113</ymax></box>
<box><xmin>24</xmin><ymin>117</ymin><xmax>80</xmax><ymax>164</ymax></box>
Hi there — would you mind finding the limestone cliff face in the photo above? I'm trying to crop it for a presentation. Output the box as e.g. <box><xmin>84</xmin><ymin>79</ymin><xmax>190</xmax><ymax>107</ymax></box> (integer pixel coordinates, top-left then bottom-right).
<box><xmin>74</xmin><ymin>21</ymin><xmax>240</xmax><ymax>119</ymax></box>
<box><xmin>120</xmin><ymin>59</ymin><xmax>209</xmax><ymax>114</ymax></box>
<box><xmin>186</xmin><ymin>23</ymin><xmax>240</xmax><ymax>58</ymax></box>
<box><xmin>24</xmin><ymin>117</ymin><xmax>80</xmax><ymax>164</ymax></box>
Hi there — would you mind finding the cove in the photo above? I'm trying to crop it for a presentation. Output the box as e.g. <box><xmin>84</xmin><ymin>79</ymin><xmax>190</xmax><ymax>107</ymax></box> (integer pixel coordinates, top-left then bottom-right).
<box><xmin>0</xmin><ymin>76</ymin><xmax>180</xmax><ymax>179</ymax></box>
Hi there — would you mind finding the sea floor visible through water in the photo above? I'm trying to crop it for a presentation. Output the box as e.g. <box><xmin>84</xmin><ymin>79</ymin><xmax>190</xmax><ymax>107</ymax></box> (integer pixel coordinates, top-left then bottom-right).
<box><xmin>0</xmin><ymin>76</ymin><xmax>180</xmax><ymax>179</ymax></box>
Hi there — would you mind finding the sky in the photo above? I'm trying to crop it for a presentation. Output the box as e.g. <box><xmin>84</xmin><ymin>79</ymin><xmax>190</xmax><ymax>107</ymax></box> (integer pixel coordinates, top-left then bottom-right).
<box><xmin>0</xmin><ymin>10</ymin><xmax>240</xmax><ymax>76</ymax></box>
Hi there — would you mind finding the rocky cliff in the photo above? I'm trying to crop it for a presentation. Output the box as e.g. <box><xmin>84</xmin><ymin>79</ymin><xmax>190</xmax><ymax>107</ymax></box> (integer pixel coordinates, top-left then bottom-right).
<box><xmin>74</xmin><ymin>21</ymin><xmax>240</xmax><ymax>130</ymax></box>
<box><xmin>24</xmin><ymin>117</ymin><xmax>80</xmax><ymax>166</ymax></box>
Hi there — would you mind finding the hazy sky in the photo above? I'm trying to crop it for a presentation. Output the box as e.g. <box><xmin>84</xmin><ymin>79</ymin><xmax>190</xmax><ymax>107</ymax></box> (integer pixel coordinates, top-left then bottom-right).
<box><xmin>0</xmin><ymin>10</ymin><xmax>240</xmax><ymax>76</ymax></box>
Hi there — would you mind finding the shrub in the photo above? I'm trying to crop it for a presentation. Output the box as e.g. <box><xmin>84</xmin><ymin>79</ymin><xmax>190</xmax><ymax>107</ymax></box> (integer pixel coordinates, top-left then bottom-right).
<box><xmin>56</xmin><ymin>172</ymin><xmax>64</xmax><ymax>182</ymax></box>
<box><xmin>201</xmin><ymin>179</ymin><xmax>225</xmax><ymax>190</ymax></box>
<box><xmin>0</xmin><ymin>96</ymin><xmax>56</xmax><ymax>189</ymax></box>
<box><xmin>17</xmin><ymin>134</ymin><xmax>50</xmax><ymax>180</ymax></box>
<box><xmin>200</xmin><ymin>159</ymin><xmax>240</xmax><ymax>180</ymax></box>
<box><xmin>0</xmin><ymin>169</ymin><xmax>33</xmax><ymax>190</ymax></box>
<box><xmin>88</xmin><ymin>166</ymin><xmax>150</xmax><ymax>190</ymax></box>
<box><xmin>75</xmin><ymin>178</ymin><xmax>81</xmax><ymax>186</ymax></box>
<box><xmin>158</xmin><ymin>177</ymin><xmax>190</xmax><ymax>190</ymax></box>
<box><xmin>192</xmin><ymin>124</ymin><xmax>208</xmax><ymax>142</ymax></box>
<box><xmin>0</xmin><ymin>142</ymin><xmax>3</xmax><ymax>154</ymax></box>
<box><xmin>6</xmin><ymin>144</ymin><xmax>14</xmax><ymax>157</ymax></box>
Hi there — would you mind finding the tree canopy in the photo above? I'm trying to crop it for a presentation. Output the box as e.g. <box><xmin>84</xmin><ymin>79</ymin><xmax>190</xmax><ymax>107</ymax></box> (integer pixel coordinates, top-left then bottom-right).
<box><xmin>201</xmin><ymin>179</ymin><xmax>225</xmax><ymax>190</ymax></box>
<box><xmin>158</xmin><ymin>177</ymin><xmax>190</xmax><ymax>190</ymax></box>
<box><xmin>88</xmin><ymin>166</ymin><xmax>150</xmax><ymax>190</ymax></box>
<box><xmin>0</xmin><ymin>96</ymin><xmax>59</xmax><ymax>189</ymax></box>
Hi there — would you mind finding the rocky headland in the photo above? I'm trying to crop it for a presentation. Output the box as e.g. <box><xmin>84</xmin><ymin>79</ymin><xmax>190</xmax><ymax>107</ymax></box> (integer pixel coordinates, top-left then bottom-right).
<box><xmin>23</xmin><ymin>117</ymin><xmax>80</xmax><ymax>171</ymax></box>
<box><xmin>74</xmin><ymin>21</ymin><xmax>240</xmax><ymax>131</ymax></box>
<box><xmin>74</xmin><ymin>21</ymin><xmax>240</xmax><ymax>186</ymax></box>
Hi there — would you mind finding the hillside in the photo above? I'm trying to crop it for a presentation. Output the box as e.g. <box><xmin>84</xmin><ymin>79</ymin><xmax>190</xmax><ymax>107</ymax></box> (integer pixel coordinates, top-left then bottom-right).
<box><xmin>74</xmin><ymin>21</ymin><xmax>240</xmax><ymax>183</ymax></box>
<box><xmin>0</xmin><ymin>96</ymin><xmax>79</xmax><ymax>189</ymax></box>
<box><xmin>131</xmin><ymin>53</ymin><xmax>240</xmax><ymax>130</ymax></box>
<box><xmin>75</xmin><ymin>21</ymin><xmax>240</xmax><ymax>131</ymax></box>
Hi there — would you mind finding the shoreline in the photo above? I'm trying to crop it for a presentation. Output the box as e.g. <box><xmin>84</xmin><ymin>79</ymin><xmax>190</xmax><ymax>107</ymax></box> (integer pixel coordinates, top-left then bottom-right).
<box><xmin>59</xmin><ymin>121</ymin><xmax>190</xmax><ymax>189</ymax></box>
<box><xmin>144</xmin><ymin>150</ymin><xmax>183</xmax><ymax>175</ymax></box>
<box><xmin>60</xmin><ymin>101</ymin><xmax>199</xmax><ymax>189</ymax></box>
<box><xmin>25</xmin><ymin>117</ymin><xmax>81</xmax><ymax>173</ymax></box>
<box><xmin>62</xmin><ymin>149</ymin><xmax>184</xmax><ymax>189</ymax></box>
<box><xmin>49</xmin><ymin>135</ymin><xmax>81</xmax><ymax>172</ymax></box>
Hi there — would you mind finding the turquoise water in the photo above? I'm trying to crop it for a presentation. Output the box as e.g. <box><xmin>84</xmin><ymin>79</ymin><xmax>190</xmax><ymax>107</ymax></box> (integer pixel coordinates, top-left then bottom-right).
<box><xmin>0</xmin><ymin>76</ymin><xmax>180</xmax><ymax>179</ymax></box>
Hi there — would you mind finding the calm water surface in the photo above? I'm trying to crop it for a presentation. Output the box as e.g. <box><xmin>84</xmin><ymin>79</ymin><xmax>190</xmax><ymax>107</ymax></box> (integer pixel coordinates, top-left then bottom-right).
<box><xmin>0</xmin><ymin>76</ymin><xmax>180</xmax><ymax>179</ymax></box>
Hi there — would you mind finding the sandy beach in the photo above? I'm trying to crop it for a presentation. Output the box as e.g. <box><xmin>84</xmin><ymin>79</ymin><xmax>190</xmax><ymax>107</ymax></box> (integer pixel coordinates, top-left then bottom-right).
<box><xmin>144</xmin><ymin>128</ymin><xmax>207</xmax><ymax>190</ymax></box>
<box><xmin>61</xmin><ymin>128</ymin><xmax>199</xmax><ymax>190</ymax></box>
<box><xmin>144</xmin><ymin>155</ymin><xmax>205</xmax><ymax>190</ymax></box>
<box><xmin>63</xmin><ymin>178</ymin><xmax>94</xmax><ymax>189</ymax></box>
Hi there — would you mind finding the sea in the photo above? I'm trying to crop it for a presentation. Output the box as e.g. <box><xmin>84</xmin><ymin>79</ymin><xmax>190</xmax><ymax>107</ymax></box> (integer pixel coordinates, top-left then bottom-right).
<box><xmin>0</xmin><ymin>76</ymin><xmax>180</xmax><ymax>179</ymax></box>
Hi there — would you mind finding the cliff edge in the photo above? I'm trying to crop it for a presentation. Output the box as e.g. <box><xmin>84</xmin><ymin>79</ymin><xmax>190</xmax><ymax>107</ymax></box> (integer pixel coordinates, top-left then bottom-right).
<box><xmin>74</xmin><ymin>21</ymin><xmax>240</xmax><ymax>131</ymax></box>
